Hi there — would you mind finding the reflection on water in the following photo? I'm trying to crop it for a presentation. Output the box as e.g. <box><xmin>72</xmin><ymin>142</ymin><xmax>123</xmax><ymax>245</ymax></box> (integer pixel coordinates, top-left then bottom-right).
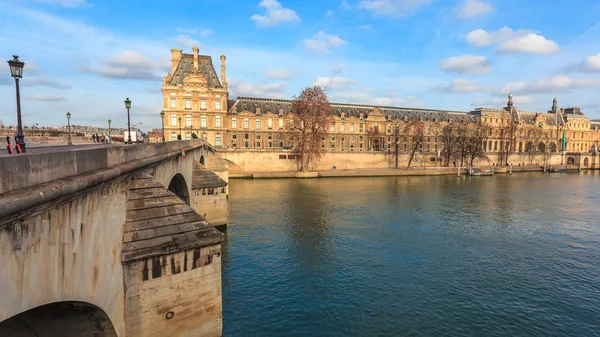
<box><xmin>222</xmin><ymin>172</ymin><xmax>600</xmax><ymax>336</ymax></box>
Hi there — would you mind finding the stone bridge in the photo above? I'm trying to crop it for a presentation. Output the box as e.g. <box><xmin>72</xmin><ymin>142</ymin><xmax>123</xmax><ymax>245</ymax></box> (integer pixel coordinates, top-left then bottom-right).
<box><xmin>0</xmin><ymin>140</ymin><xmax>228</xmax><ymax>337</ymax></box>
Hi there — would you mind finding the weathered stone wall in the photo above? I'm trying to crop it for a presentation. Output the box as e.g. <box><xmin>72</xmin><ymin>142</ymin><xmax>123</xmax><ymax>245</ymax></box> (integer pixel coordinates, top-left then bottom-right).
<box><xmin>0</xmin><ymin>180</ymin><xmax>127</xmax><ymax>336</ymax></box>
<box><xmin>192</xmin><ymin>187</ymin><xmax>228</xmax><ymax>226</ymax></box>
<box><xmin>0</xmin><ymin>139</ymin><xmax>212</xmax><ymax>195</ymax></box>
<box><xmin>123</xmin><ymin>245</ymin><xmax>222</xmax><ymax>337</ymax></box>
<box><xmin>220</xmin><ymin>149</ymin><xmax>598</xmax><ymax>173</ymax></box>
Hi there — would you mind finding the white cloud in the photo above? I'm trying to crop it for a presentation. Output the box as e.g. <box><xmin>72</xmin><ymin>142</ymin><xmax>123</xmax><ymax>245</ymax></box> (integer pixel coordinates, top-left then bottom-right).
<box><xmin>82</xmin><ymin>51</ymin><xmax>162</xmax><ymax>81</ymax></box>
<box><xmin>466</xmin><ymin>26</ymin><xmax>533</xmax><ymax>47</ymax></box>
<box><xmin>171</xmin><ymin>35</ymin><xmax>202</xmax><ymax>49</ymax></box>
<box><xmin>466</xmin><ymin>26</ymin><xmax>559</xmax><ymax>55</ymax></box>
<box><xmin>24</xmin><ymin>94</ymin><xmax>67</xmax><ymax>102</ymax></box>
<box><xmin>175</xmin><ymin>28</ymin><xmax>213</xmax><ymax>37</ymax></box>
<box><xmin>22</xmin><ymin>76</ymin><xmax>71</xmax><ymax>89</ymax></box>
<box><xmin>434</xmin><ymin>78</ymin><xmax>485</xmax><ymax>93</ymax></box>
<box><xmin>330</xmin><ymin>90</ymin><xmax>425</xmax><ymax>107</ymax></box>
<box><xmin>498</xmin><ymin>76</ymin><xmax>600</xmax><ymax>95</ymax></box>
<box><xmin>358</xmin><ymin>0</ymin><xmax>433</xmax><ymax>17</ymax></box>
<box><xmin>581</xmin><ymin>53</ymin><xmax>600</xmax><ymax>72</ymax></box>
<box><xmin>359</xmin><ymin>25</ymin><xmax>373</xmax><ymax>31</ymax></box>
<box><xmin>331</xmin><ymin>63</ymin><xmax>346</xmax><ymax>73</ymax></box>
<box><xmin>228</xmin><ymin>78</ymin><xmax>287</xmax><ymax>98</ymax></box>
<box><xmin>489</xmin><ymin>95</ymin><xmax>537</xmax><ymax>105</ymax></box>
<box><xmin>313</xmin><ymin>76</ymin><xmax>356</xmax><ymax>88</ymax></box>
<box><xmin>497</xmin><ymin>34</ymin><xmax>559</xmax><ymax>55</ymax></box>
<box><xmin>325</xmin><ymin>9</ymin><xmax>334</xmax><ymax>18</ymax></box>
<box><xmin>455</xmin><ymin>0</ymin><xmax>493</xmax><ymax>19</ymax></box>
<box><xmin>250</xmin><ymin>0</ymin><xmax>300</xmax><ymax>27</ymax></box>
<box><xmin>36</xmin><ymin>0</ymin><xmax>91</xmax><ymax>7</ymax></box>
<box><xmin>304</xmin><ymin>31</ymin><xmax>348</xmax><ymax>53</ymax></box>
<box><xmin>440</xmin><ymin>55</ymin><xmax>491</xmax><ymax>74</ymax></box>
<box><xmin>265</xmin><ymin>68</ymin><xmax>297</xmax><ymax>79</ymax></box>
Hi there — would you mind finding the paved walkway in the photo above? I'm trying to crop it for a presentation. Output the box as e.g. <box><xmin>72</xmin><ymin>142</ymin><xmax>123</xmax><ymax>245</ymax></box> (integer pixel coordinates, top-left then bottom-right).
<box><xmin>1</xmin><ymin>143</ymin><xmax>117</xmax><ymax>157</ymax></box>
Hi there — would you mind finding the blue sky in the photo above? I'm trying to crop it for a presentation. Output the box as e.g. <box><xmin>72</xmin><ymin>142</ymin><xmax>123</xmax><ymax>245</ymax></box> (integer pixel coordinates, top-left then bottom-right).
<box><xmin>1</xmin><ymin>0</ymin><xmax>599</xmax><ymax>131</ymax></box>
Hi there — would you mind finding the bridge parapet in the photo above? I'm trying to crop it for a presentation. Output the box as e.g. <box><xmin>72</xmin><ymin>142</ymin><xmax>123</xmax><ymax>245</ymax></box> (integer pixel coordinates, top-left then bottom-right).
<box><xmin>0</xmin><ymin>139</ymin><xmax>214</xmax><ymax>195</ymax></box>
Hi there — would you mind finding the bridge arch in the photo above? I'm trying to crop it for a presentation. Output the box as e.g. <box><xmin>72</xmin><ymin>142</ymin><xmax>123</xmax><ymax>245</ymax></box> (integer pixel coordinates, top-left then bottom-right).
<box><xmin>0</xmin><ymin>301</ymin><xmax>117</xmax><ymax>337</ymax></box>
<box><xmin>168</xmin><ymin>173</ymin><xmax>190</xmax><ymax>205</ymax></box>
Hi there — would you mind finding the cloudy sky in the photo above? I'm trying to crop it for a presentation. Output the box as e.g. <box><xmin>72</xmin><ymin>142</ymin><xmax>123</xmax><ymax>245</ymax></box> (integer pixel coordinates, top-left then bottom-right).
<box><xmin>1</xmin><ymin>0</ymin><xmax>599</xmax><ymax>130</ymax></box>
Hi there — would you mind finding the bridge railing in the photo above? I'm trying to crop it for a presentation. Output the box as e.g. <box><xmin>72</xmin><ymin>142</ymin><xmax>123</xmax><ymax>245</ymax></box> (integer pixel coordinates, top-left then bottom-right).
<box><xmin>0</xmin><ymin>139</ymin><xmax>213</xmax><ymax>196</ymax></box>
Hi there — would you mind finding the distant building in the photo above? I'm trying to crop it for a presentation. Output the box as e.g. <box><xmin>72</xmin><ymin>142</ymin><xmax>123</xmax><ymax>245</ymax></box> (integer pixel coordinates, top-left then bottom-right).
<box><xmin>161</xmin><ymin>47</ymin><xmax>600</xmax><ymax>167</ymax></box>
<box><xmin>147</xmin><ymin>129</ymin><xmax>163</xmax><ymax>143</ymax></box>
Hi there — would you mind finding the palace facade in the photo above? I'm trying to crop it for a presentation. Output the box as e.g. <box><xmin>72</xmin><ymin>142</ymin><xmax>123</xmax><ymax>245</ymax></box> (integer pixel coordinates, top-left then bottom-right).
<box><xmin>161</xmin><ymin>47</ymin><xmax>600</xmax><ymax>167</ymax></box>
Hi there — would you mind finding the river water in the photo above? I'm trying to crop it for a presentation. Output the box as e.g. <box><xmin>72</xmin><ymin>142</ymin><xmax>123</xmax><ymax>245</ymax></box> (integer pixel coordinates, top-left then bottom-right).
<box><xmin>222</xmin><ymin>172</ymin><xmax>600</xmax><ymax>336</ymax></box>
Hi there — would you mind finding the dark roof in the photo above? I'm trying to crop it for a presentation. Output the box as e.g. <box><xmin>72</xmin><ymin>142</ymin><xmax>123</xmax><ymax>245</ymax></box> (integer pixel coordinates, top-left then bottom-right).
<box><xmin>192</xmin><ymin>162</ymin><xmax>227</xmax><ymax>189</ymax></box>
<box><xmin>122</xmin><ymin>172</ymin><xmax>223</xmax><ymax>262</ymax></box>
<box><xmin>229</xmin><ymin>97</ymin><xmax>474</xmax><ymax>123</ymax></box>
<box><xmin>169</xmin><ymin>54</ymin><xmax>222</xmax><ymax>88</ymax></box>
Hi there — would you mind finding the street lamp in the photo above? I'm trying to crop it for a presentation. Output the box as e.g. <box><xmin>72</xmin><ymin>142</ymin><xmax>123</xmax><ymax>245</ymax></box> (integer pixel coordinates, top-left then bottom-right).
<box><xmin>124</xmin><ymin>97</ymin><xmax>132</xmax><ymax>144</ymax></box>
<box><xmin>178</xmin><ymin>116</ymin><xmax>182</xmax><ymax>140</ymax></box>
<box><xmin>160</xmin><ymin>111</ymin><xmax>165</xmax><ymax>142</ymax></box>
<box><xmin>66</xmin><ymin>111</ymin><xmax>72</xmax><ymax>145</ymax></box>
<box><xmin>7</xmin><ymin>55</ymin><xmax>26</xmax><ymax>153</ymax></box>
<box><xmin>108</xmin><ymin>119</ymin><xmax>112</xmax><ymax>144</ymax></box>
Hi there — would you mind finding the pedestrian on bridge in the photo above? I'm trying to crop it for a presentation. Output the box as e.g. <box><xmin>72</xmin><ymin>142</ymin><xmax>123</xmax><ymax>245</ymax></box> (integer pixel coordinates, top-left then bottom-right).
<box><xmin>6</xmin><ymin>136</ymin><xmax>13</xmax><ymax>155</ymax></box>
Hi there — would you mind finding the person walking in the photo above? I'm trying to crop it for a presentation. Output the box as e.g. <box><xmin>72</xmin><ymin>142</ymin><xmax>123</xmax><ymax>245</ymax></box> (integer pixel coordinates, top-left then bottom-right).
<box><xmin>92</xmin><ymin>134</ymin><xmax>96</xmax><ymax>143</ymax></box>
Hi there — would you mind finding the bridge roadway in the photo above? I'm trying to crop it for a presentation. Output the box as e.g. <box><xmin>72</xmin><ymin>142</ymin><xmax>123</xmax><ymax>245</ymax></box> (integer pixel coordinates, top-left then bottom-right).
<box><xmin>0</xmin><ymin>139</ymin><xmax>227</xmax><ymax>337</ymax></box>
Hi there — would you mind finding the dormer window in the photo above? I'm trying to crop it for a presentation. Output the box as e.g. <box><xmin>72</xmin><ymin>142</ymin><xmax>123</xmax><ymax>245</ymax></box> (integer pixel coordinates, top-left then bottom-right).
<box><xmin>403</xmin><ymin>116</ymin><xmax>408</xmax><ymax>122</ymax></box>
<box><xmin>256</xmin><ymin>108</ymin><xmax>261</xmax><ymax>115</ymax></box>
<box><xmin>359</xmin><ymin>113</ymin><xmax>364</xmax><ymax>119</ymax></box>
<box><xmin>279</xmin><ymin>109</ymin><xmax>284</xmax><ymax>116</ymax></box>
<box><xmin>341</xmin><ymin>112</ymin><xmax>345</xmax><ymax>119</ymax></box>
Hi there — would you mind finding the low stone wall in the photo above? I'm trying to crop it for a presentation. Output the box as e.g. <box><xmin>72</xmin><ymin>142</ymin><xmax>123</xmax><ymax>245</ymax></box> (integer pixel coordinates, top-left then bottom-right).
<box><xmin>0</xmin><ymin>139</ymin><xmax>212</xmax><ymax>195</ymax></box>
<box><xmin>220</xmin><ymin>149</ymin><xmax>600</xmax><ymax>174</ymax></box>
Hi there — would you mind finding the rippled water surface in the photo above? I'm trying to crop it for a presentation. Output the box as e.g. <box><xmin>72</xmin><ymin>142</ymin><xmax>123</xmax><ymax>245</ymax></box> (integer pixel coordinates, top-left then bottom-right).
<box><xmin>222</xmin><ymin>172</ymin><xmax>600</xmax><ymax>336</ymax></box>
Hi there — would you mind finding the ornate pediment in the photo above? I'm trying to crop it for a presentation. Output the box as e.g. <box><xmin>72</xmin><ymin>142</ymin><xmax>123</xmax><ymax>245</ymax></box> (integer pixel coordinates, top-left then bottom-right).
<box><xmin>236</xmin><ymin>110</ymin><xmax>255</xmax><ymax>117</ymax></box>
<box><xmin>367</xmin><ymin>107</ymin><xmax>386</xmax><ymax>121</ymax></box>
<box><xmin>183</xmin><ymin>69</ymin><xmax>208</xmax><ymax>88</ymax></box>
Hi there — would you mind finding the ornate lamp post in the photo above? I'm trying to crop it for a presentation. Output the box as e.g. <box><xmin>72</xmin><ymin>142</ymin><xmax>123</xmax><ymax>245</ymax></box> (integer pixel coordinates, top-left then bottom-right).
<box><xmin>124</xmin><ymin>97</ymin><xmax>132</xmax><ymax>144</ymax></box>
<box><xmin>7</xmin><ymin>55</ymin><xmax>26</xmax><ymax>153</ymax></box>
<box><xmin>178</xmin><ymin>116</ymin><xmax>182</xmax><ymax>140</ymax></box>
<box><xmin>160</xmin><ymin>111</ymin><xmax>165</xmax><ymax>142</ymax></box>
<box><xmin>66</xmin><ymin>111</ymin><xmax>72</xmax><ymax>145</ymax></box>
<box><xmin>108</xmin><ymin>119</ymin><xmax>112</xmax><ymax>144</ymax></box>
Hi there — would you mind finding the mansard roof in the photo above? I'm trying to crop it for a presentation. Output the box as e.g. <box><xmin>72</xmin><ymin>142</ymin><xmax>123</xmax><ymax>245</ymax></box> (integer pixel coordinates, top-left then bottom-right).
<box><xmin>169</xmin><ymin>53</ymin><xmax>222</xmax><ymax>88</ymax></box>
<box><xmin>228</xmin><ymin>96</ymin><xmax>474</xmax><ymax>123</ymax></box>
<box><xmin>517</xmin><ymin>111</ymin><xmax>564</xmax><ymax>126</ymax></box>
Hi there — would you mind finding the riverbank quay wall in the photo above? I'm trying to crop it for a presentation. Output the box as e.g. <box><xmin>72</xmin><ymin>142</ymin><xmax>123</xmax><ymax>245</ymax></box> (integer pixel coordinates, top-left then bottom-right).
<box><xmin>219</xmin><ymin>149</ymin><xmax>600</xmax><ymax>174</ymax></box>
<box><xmin>0</xmin><ymin>140</ymin><xmax>226</xmax><ymax>337</ymax></box>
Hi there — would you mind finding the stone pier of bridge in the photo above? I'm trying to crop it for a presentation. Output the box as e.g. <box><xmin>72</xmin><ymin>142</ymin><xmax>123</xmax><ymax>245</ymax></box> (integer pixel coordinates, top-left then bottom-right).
<box><xmin>0</xmin><ymin>140</ymin><xmax>229</xmax><ymax>337</ymax></box>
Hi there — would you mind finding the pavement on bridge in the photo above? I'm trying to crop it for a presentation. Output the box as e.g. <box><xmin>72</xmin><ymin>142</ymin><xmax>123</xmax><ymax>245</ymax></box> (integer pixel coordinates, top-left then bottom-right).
<box><xmin>1</xmin><ymin>143</ymin><xmax>119</xmax><ymax>157</ymax></box>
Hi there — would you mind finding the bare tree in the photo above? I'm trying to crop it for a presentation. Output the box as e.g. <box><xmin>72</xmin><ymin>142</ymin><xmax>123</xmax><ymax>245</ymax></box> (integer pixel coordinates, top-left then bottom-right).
<box><xmin>289</xmin><ymin>86</ymin><xmax>332</xmax><ymax>171</ymax></box>
<box><xmin>403</xmin><ymin>119</ymin><xmax>424</xmax><ymax>169</ymax></box>
<box><xmin>440</xmin><ymin>124</ymin><xmax>458</xmax><ymax>167</ymax></box>
<box><xmin>466</xmin><ymin>124</ymin><xmax>490</xmax><ymax>166</ymax></box>
<box><xmin>455</xmin><ymin>124</ymin><xmax>470</xmax><ymax>167</ymax></box>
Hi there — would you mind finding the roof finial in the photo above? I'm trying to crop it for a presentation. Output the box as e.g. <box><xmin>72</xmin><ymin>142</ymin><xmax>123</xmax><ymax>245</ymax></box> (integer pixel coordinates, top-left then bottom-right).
<box><xmin>507</xmin><ymin>91</ymin><xmax>513</xmax><ymax>108</ymax></box>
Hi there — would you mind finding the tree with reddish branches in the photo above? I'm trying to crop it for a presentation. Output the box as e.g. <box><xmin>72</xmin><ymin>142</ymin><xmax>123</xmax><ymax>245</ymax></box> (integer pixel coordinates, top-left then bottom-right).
<box><xmin>289</xmin><ymin>86</ymin><xmax>333</xmax><ymax>171</ymax></box>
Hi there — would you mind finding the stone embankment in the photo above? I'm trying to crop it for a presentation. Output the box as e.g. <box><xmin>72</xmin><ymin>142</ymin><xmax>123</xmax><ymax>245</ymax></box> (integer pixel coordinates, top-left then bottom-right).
<box><xmin>230</xmin><ymin>165</ymin><xmax>557</xmax><ymax>179</ymax></box>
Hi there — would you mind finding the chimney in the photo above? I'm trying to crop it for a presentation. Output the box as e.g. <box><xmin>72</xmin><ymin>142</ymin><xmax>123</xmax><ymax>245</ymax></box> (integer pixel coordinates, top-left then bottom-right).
<box><xmin>171</xmin><ymin>48</ymin><xmax>182</xmax><ymax>75</ymax></box>
<box><xmin>193</xmin><ymin>46</ymin><xmax>199</xmax><ymax>70</ymax></box>
<box><xmin>220</xmin><ymin>54</ymin><xmax>227</xmax><ymax>88</ymax></box>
